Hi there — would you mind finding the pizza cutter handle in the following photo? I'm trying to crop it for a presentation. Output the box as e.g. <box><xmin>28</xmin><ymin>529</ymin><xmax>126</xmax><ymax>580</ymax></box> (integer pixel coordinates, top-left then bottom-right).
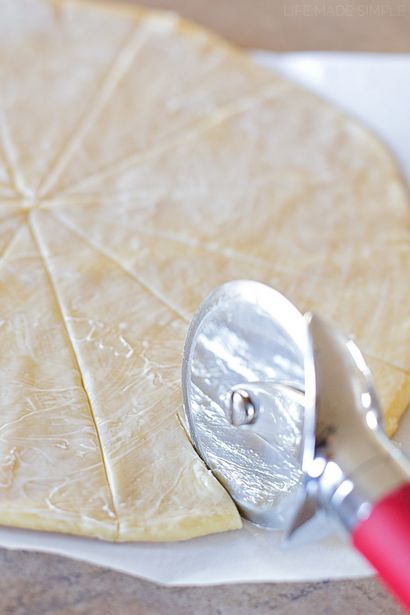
<box><xmin>352</xmin><ymin>482</ymin><xmax>410</xmax><ymax>611</ymax></box>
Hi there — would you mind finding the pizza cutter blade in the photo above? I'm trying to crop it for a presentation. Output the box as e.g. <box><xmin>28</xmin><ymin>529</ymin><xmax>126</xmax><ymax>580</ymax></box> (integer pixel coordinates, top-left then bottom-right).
<box><xmin>182</xmin><ymin>281</ymin><xmax>410</xmax><ymax>611</ymax></box>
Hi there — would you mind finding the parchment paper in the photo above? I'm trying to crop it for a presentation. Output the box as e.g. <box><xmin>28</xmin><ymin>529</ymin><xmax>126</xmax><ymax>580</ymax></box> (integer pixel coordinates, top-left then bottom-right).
<box><xmin>0</xmin><ymin>52</ymin><xmax>409</xmax><ymax>586</ymax></box>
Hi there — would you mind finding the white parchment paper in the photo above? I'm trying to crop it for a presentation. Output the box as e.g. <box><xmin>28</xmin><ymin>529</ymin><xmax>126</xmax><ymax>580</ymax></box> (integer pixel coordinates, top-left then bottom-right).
<box><xmin>0</xmin><ymin>53</ymin><xmax>409</xmax><ymax>586</ymax></box>
<box><xmin>253</xmin><ymin>52</ymin><xmax>410</xmax><ymax>182</ymax></box>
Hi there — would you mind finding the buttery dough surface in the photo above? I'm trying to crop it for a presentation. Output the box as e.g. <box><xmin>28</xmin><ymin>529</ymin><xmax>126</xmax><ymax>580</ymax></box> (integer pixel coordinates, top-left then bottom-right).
<box><xmin>0</xmin><ymin>0</ymin><xmax>408</xmax><ymax>540</ymax></box>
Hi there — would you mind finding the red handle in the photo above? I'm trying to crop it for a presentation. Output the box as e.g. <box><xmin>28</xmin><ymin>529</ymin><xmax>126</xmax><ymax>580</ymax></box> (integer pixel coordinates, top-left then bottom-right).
<box><xmin>352</xmin><ymin>483</ymin><xmax>410</xmax><ymax>612</ymax></box>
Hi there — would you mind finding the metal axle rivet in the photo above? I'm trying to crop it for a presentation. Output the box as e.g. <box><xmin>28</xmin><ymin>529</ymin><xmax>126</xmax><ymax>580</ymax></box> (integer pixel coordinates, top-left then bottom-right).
<box><xmin>229</xmin><ymin>389</ymin><xmax>258</xmax><ymax>426</ymax></box>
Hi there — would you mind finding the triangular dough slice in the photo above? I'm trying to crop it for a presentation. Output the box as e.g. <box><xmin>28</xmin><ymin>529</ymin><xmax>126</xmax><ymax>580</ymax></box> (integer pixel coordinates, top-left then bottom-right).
<box><xmin>50</xmin><ymin>204</ymin><xmax>341</xmax><ymax>329</ymax></box>
<box><xmin>53</xmin><ymin>84</ymin><xmax>408</xmax><ymax>267</ymax></box>
<box><xmin>50</xmin><ymin>206</ymin><xmax>410</xmax><ymax>439</ymax></box>
<box><xmin>0</xmin><ymin>223</ymin><xmax>117</xmax><ymax>538</ymax></box>
<box><xmin>30</xmin><ymin>210</ymin><xmax>241</xmax><ymax>540</ymax></box>
<box><xmin>49</xmin><ymin>207</ymin><xmax>278</xmax><ymax>316</ymax></box>
<box><xmin>45</xmin><ymin>10</ymin><xmax>274</xmax><ymax>197</ymax></box>
<box><xmin>0</xmin><ymin>0</ymin><xmax>136</xmax><ymax>194</ymax></box>
<box><xmin>366</xmin><ymin>357</ymin><xmax>410</xmax><ymax>437</ymax></box>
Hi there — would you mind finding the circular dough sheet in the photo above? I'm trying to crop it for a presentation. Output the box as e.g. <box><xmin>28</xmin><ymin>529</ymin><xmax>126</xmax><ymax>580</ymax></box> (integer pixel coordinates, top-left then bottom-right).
<box><xmin>0</xmin><ymin>0</ymin><xmax>408</xmax><ymax>541</ymax></box>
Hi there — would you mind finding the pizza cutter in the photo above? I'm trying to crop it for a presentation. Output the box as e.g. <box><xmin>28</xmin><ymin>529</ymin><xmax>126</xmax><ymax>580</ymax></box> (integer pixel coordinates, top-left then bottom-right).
<box><xmin>182</xmin><ymin>281</ymin><xmax>410</xmax><ymax>610</ymax></box>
